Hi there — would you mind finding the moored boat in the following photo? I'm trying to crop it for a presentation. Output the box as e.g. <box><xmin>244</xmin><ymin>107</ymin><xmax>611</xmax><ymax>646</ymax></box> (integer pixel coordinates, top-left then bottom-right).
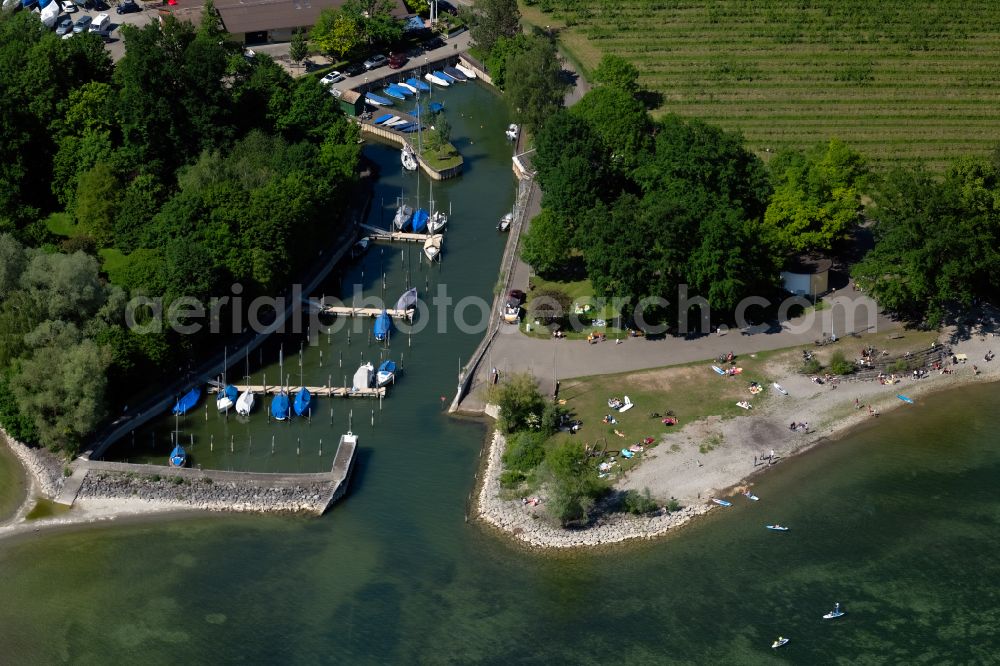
<box><xmin>497</xmin><ymin>212</ymin><xmax>512</xmax><ymax>232</ymax></box>
<box><xmin>406</xmin><ymin>77</ymin><xmax>431</xmax><ymax>92</ymax></box>
<box><xmin>401</xmin><ymin>146</ymin><xmax>418</xmax><ymax>171</ymax></box>
<box><xmin>423</xmin><ymin>234</ymin><xmax>442</xmax><ymax>261</ymax></box>
<box><xmin>455</xmin><ymin>63</ymin><xmax>478</xmax><ymax>79</ymax></box>
<box><xmin>443</xmin><ymin>66</ymin><xmax>467</xmax><ymax>81</ymax></box>
<box><xmin>771</xmin><ymin>637</ymin><xmax>789</xmax><ymax>649</ymax></box>
<box><xmin>393</xmin><ymin>203</ymin><xmax>413</xmax><ymax>230</ymax></box>
<box><xmin>216</xmin><ymin>384</ymin><xmax>238</xmax><ymax>412</ymax></box>
<box><xmin>168</xmin><ymin>444</ymin><xmax>187</xmax><ymax>468</ymax></box>
<box><xmin>352</xmin><ymin>362</ymin><xmax>374</xmax><ymax>391</ymax></box>
<box><xmin>374</xmin><ymin>310</ymin><xmax>391</xmax><ymax>342</ymax></box>
<box><xmin>172</xmin><ymin>387</ymin><xmax>201</xmax><ymax>415</ymax></box>
<box><xmin>271</xmin><ymin>391</ymin><xmax>290</xmax><ymax>420</ymax></box>
<box><xmin>235</xmin><ymin>389</ymin><xmax>255</xmax><ymax>416</ymax></box>
<box><xmin>394</xmin><ymin>287</ymin><xmax>418</xmax><ymax>312</ymax></box>
<box><xmin>294</xmin><ymin>387</ymin><xmax>311</xmax><ymax>417</ymax></box>
<box><xmin>397</xmin><ymin>82</ymin><xmax>418</xmax><ymax>94</ymax></box>
<box><xmin>365</xmin><ymin>92</ymin><xmax>394</xmax><ymax>106</ymax></box>
<box><xmin>351</xmin><ymin>237</ymin><xmax>370</xmax><ymax>258</ymax></box>
<box><xmin>505</xmin><ymin>123</ymin><xmax>519</xmax><ymax>141</ymax></box>
<box><xmin>766</xmin><ymin>524</ymin><xmax>789</xmax><ymax>531</ymax></box>
<box><xmin>388</xmin><ymin>83</ymin><xmax>414</xmax><ymax>97</ymax></box>
<box><xmin>435</xmin><ymin>69</ymin><xmax>457</xmax><ymax>82</ymax></box>
<box><xmin>383</xmin><ymin>86</ymin><xmax>407</xmax><ymax>100</ymax></box>
<box><xmin>425</xmin><ymin>72</ymin><xmax>449</xmax><ymax>87</ymax></box>
<box><xmin>410</xmin><ymin>208</ymin><xmax>429</xmax><ymax>233</ymax></box>
<box><xmin>376</xmin><ymin>360</ymin><xmax>397</xmax><ymax>387</ymax></box>
<box><xmin>427</xmin><ymin>210</ymin><xmax>447</xmax><ymax>233</ymax></box>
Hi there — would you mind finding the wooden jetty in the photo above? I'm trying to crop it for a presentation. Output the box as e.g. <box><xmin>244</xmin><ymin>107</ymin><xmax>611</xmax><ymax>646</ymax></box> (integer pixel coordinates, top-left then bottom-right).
<box><xmin>360</xmin><ymin>223</ymin><xmax>433</xmax><ymax>243</ymax></box>
<box><xmin>211</xmin><ymin>384</ymin><xmax>386</xmax><ymax>398</ymax></box>
<box><xmin>315</xmin><ymin>303</ymin><xmax>413</xmax><ymax>321</ymax></box>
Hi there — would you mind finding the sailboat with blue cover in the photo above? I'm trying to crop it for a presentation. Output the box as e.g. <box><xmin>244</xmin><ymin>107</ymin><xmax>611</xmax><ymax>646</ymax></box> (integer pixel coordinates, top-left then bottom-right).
<box><xmin>271</xmin><ymin>347</ymin><xmax>290</xmax><ymax>420</ymax></box>
<box><xmin>376</xmin><ymin>360</ymin><xmax>397</xmax><ymax>387</ymax></box>
<box><xmin>173</xmin><ymin>387</ymin><xmax>201</xmax><ymax>415</ymax></box>
<box><xmin>410</xmin><ymin>208</ymin><xmax>429</xmax><ymax>233</ymax></box>
<box><xmin>374</xmin><ymin>310</ymin><xmax>391</xmax><ymax>342</ymax></box>
<box><xmin>169</xmin><ymin>444</ymin><xmax>187</xmax><ymax>467</ymax></box>
<box><xmin>294</xmin><ymin>387</ymin><xmax>312</xmax><ymax>417</ymax></box>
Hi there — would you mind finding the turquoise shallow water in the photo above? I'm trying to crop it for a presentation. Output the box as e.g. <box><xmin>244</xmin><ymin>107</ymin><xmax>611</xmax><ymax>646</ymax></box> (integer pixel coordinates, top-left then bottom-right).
<box><xmin>3</xmin><ymin>82</ymin><xmax>1000</xmax><ymax>663</ymax></box>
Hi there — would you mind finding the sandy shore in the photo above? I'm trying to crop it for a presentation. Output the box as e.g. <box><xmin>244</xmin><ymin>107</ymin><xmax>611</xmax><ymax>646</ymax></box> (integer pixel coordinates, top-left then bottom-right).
<box><xmin>476</xmin><ymin>330</ymin><xmax>1000</xmax><ymax>549</ymax></box>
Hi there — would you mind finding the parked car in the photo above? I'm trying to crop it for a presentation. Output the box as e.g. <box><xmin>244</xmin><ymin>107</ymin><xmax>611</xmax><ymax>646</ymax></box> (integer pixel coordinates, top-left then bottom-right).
<box><xmin>363</xmin><ymin>54</ymin><xmax>388</xmax><ymax>70</ymax></box>
<box><xmin>388</xmin><ymin>52</ymin><xmax>407</xmax><ymax>69</ymax></box>
<box><xmin>72</xmin><ymin>14</ymin><xmax>92</xmax><ymax>33</ymax></box>
<box><xmin>421</xmin><ymin>36</ymin><xmax>445</xmax><ymax>51</ymax></box>
<box><xmin>55</xmin><ymin>15</ymin><xmax>74</xmax><ymax>35</ymax></box>
<box><xmin>116</xmin><ymin>0</ymin><xmax>139</xmax><ymax>13</ymax></box>
<box><xmin>60</xmin><ymin>1</ymin><xmax>77</xmax><ymax>13</ymax></box>
<box><xmin>320</xmin><ymin>71</ymin><xmax>344</xmax><ymax>86</ymax></box>
<box><xmin>343</xmin><ymin>62</ymin><xmax>365</xmax><ymax>77</ymax></box>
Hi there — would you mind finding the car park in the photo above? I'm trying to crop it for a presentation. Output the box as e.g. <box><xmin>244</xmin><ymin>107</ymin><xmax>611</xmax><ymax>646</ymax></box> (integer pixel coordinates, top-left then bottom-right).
<box><xmin>363</xmin><ymin>54</ymin><xmax>388</xmax><ymax>70</ymax></box>
<box><xmin>72</xmin><ymin>15</ymin><xmax>92</xmax><ymax>33</ymax></box>
<box><xmin>116</xmin><ymin>0</ymin><xmax>139</xmax><ymax>13</ymax></box>
<box><xmin>55</xmin><ymin>16</ymin><xmax>74</xmax><ymax>35</ymax></box>
<box><xmin>320</xmin><ymin>71</ymin><xmax>344</xmax><ymax>86</ymax></box>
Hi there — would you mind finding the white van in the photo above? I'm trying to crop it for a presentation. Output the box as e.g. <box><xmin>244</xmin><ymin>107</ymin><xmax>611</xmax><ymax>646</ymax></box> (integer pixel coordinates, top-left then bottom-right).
<box><xmin>89</xmin><ymin>12</ymin><xmax>110</xmax><ymax>34</ymax></box>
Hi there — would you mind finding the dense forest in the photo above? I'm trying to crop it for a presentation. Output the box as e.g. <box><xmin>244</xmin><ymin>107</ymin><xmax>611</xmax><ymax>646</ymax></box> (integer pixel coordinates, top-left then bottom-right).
<box><xmin>0</xmin><ymin>8</ymin><xmax>361</xmax><ymax>452</ymax></box>
<box><xmin>517</xmin><ymin>51</ymin><xmax>1000</xmax><ymax>329</ymax></box>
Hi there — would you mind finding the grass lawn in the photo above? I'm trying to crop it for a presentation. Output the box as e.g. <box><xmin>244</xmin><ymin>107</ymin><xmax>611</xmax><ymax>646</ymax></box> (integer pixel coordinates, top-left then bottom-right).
<box><xmin>520</xmin><ymin>0</ymin><xmax>1000</xmax><ymax>170</ymax></box>
<box><xmin>524</xmin><ymin>274</ymin><xmax>627</xmax><ymax>340</ymax></box>
<box><xmin>422</xmin><ymin>144</ymin><xmax>463</xmax><ymax>171</ymax></box>
<box><xmin>44</xmin><ymin>212</ymin><xmax>80</xmax><ymax>238</ymax></box>
<box><xmin>549</xmin><ymin>350</ymin><xmax>776</xmax><ymax>476</ymax></box>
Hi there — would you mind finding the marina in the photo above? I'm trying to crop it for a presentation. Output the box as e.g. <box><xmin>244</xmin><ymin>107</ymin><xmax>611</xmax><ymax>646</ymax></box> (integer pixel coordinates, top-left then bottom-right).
<box><xmin>209</xmin><ymin>384</ymin><xmax>387</xmax><ymax>399</ymax></box>
<box><xmin>360</xmin><ymin>223</ymin><xmax>437</xmax><ymax>243</ymax></box>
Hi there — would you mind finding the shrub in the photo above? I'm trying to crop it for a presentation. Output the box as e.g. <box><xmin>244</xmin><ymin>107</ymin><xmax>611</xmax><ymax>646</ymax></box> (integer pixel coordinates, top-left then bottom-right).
<box><xmin>828</xmin><ymin>350</ymin><xmax>856</xmax><ymax>375</ymax></box>
<box><xmin>802</xmin><ymin>357</ymin><xmax>823</xmax><ymax>374</ymax></box>
<box><xmin>502</xmin><ymin>431</ymin><xmax>547</xmax><ymax>473</ymax></box>
<box><xmin>543</xmin><ymin>440</ymin><xmax>606</xmax><ymax>526</ymax></box>
<box><xmin>499</xmin><ymin>469</ymin><xmax>526</xmax><ymax>489</ymax></box>
<box><xmin>666</xmin><ymin>498</ymin><xmax>681</xmax><ymax>512</ymax></box>
<box><xmin>622</xmin><ymin>488</ymin><xmax>658</xmax><ymax>515</ymax></box>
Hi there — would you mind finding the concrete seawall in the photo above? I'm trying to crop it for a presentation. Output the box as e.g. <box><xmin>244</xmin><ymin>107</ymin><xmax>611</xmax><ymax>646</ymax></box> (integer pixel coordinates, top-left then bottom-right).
<box><xmin>64</xmin><ymin>434</ymin><xmax>359</xmax><ymax>515</ymax></box>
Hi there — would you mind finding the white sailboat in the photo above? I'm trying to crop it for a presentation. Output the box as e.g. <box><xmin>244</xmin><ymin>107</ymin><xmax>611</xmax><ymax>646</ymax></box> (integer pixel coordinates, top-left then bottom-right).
<box><xmin>423</xmin><ymin>234</ymin><xmax>443</xmax><ymax>261</ymax></box>
<box><xmin>455</xmin><ymin>63</ymin><xmax>478</xmax><ymax>79</ymax></box>
<box><xmin>352</xmin><ymin>362</ymin><xmax>374</xmax><ymax>391</ymax></box>
<box><xmin>401</xmin><ymin>144</ymin><xmax>418</xmax><ymax>171</ymax></box>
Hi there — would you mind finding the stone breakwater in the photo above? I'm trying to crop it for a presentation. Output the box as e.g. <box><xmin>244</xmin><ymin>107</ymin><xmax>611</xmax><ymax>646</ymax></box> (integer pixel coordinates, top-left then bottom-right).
<box><xmin>476</xmin><ymin>431</ymin><xmax>710</xmax><ymax>549</ymax></box>
<box><xmin>77</xmin><ymin>471</ymin><xmax>337</xmax><ymax>514</ymax></box>
<box><xmin>1</xmin><ymin>428</ymin><xmax>65</xmax><ymax>499</ymax></box>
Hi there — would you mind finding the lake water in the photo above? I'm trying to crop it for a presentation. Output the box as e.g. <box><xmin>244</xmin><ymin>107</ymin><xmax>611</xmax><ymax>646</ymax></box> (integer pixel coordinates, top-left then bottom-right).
<box><xmin>2</xmin><ymin>82</ymin><xmax>999</xmax><ymax>663</ymax></box>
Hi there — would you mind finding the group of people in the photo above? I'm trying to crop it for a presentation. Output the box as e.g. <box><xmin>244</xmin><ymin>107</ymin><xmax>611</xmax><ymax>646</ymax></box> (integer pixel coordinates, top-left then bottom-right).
<box><xmin>788</xmin><ymin>421</ymin><xmax>809</xmax><ymax>432</ymax></box>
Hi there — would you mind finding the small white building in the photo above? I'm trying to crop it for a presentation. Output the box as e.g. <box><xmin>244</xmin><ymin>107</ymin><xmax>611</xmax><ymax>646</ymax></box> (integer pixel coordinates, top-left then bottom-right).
<box><xmin>781</xmin><ymin>255</ymin><xmax>832</xmax><ymax>301</ymax></box>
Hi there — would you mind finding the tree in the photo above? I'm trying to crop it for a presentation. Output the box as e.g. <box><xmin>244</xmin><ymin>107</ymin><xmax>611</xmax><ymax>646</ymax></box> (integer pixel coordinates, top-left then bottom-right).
<box><xmin>532</xmin><ymin>111</ymin><xmax>609</xmax><ymax>223</ymax></box>
<box><xmin>543</xmin><ymin>440</ymin><xmax>605</xmax><ymax>526</ymax></box>
<box><xmin>470</xmin><ymin>0</ymin><xmax>521</xmax><ymax>55</ymax></box>
<box><xmin>569</xmin><ymin>85</ymin><xmax>650</xmax><ymax>171</ymax></box>
<box><xmin>483</xmin><ymin>34</ymin><xmax>526</xmax><ymax>89</ymax></box>
<box><xmin>762</xmin><ymin>139</ymin><xmax>868</xmax><ymax>255</ymax></box>
<box><xmin>853</xmin><ymin>158</ymin><xmax>1000</xmax><ymax>326</ymax></box>
<box><xmin>528</xmin><ymin>286</ymin><xmax>571</xmax><ymax>325</ymax></box>
<box><xmin>0</xmin><ymin>234</ymin><xmax>25</xmax><ymax>299</ymax></box>
<box><xmin>342</xmin><ymin>0</ymin><xmax>403</xmax><ymax>47</ymax></box>
<box><xmin>592</xmin><ymin>54</ymin><xmax>639</xmax><ymax>95</ymax></box>
<box><xmin>289</xmin><ymin>28</ymin><xmax>309</xmax><ymax>68</ymax></box>
<box><xmin>520</xmin><ymin>209</ymin><xmax>573</xmax><ymax>277</ymax></box>
<box><xmin>20</xmin><ymin>250</ymin><xmax>107</xmax><ymax>323</ymax></box>
<box><xmin>12</xmin><ymin>339</ymin><xmax>111</xmax><ymax>453</ymax></box>
<box><xmin>74</xmin><ymin>161</ymin><xmax>119</xmax><ymax>246</ymax></box>
<box><xmin>504</xmin><ymin>35</ymin><xmax>567</xmax><ymax>135</ymax></box>
<box><xmin>487</xmin><ymin>372</ymin><xmax>545</xmax><ymax>434</ymax></box>
<box><xmin>311</xmin><ymin>10</ymin><xmax>362</xmax><ymax>59</ymax></box>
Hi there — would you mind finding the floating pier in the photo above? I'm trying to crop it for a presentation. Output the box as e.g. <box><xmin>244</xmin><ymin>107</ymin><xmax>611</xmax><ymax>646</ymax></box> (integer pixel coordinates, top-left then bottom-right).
<box><xmin>315</xmin><ymin>304</ymin><xmax>414</xmax><ymax>321</ymax></box>
<box><xmin>360</xmin><ymin>223</ymin><xmax>434</xmax><ymax>243</ymax></box>
<box><xmin>211</xmin><ymin>385</ymin><xmax>386</xmax><ymax>398</ymax></box>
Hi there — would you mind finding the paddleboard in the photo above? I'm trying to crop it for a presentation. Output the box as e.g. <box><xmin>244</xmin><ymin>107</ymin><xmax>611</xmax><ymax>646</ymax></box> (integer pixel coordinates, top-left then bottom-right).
<box><xmin>897</xmin><ymin>394</ymin><xmax>915</xmax><ymax>404</ymax></box>
<box><xmin>773</xmin><ymin>382</ymin><xmax>788</xmax><ymax>395</ymax></box>
<box><xmin>712</xmin><ymin>365</ymin><xmax>726</xmax><ymax>375</ymax></box>
<box><xmin>711</xmin><ymin>498</ymin><xmax>732</xmax><ymax>507</ymax></box>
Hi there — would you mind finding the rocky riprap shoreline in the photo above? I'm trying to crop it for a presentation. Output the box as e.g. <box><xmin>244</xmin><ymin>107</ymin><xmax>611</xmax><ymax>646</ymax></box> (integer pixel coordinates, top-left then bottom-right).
<box><xmin>1</xmin><ymin>429</ymin><xmax>66</xmax><ymax>499</ymax></box>
<box><xmin>77</xmin><ymin>471</ymin><xmax>336</xmax><ymax>514</ymax></box>
<box><xmin>477</xmin><ymin>431</ymin><xmax>710</xmax><ymax>549</ymax></box>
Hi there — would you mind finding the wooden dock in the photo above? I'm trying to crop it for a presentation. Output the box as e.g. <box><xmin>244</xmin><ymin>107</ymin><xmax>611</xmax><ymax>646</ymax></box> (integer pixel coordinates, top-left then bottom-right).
<box><xmin>212</xmin><ymin>385</ymin><xmax>386</xmax><ymax>398</ymax></box>
<box><xmin>316</xmin><ymin>304</ymin><xmax>413</xmax><ymax>320</ymax></box>
<box><xmin>360</xmin><ymin>223</ymin><xmax>433</xmax><ymax>243</ymax></box>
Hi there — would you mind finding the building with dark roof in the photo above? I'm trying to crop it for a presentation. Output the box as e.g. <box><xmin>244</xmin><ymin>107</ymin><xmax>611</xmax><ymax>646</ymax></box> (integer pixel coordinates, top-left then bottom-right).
<box><xmin>781</xmin><ymin>255</ymin><xmax>832</xmax><ymax>300</ymax></box>
<box><xmin>215</xmin><ymin>0</ymin><xmax>409</xmax><ymax>44</ymax></box>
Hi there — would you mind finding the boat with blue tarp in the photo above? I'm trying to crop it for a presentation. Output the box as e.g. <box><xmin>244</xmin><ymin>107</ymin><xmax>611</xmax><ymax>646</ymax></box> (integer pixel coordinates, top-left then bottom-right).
<box><xmin>376</xmin><ymin>360</ymin><xmax>397</xmax><ymax>387</ymax></box>
<box><xmin>374</xmin><ymin>311</ymin><xmax>391</xmax><ymax>342</ymax></box>
<box><xmin>169</xmin><ymin>444</ymin><xmax>187</xmax><ymax>467</ymax></box>
<box><xmin>435</xmin><ymin>70</ymin><xmax>457</xmax><ymax>82</ymax></box>
<box><xmin>443</xmin><ymin>66</ymin><xmax>467</xmax><ymax>81</ymax></box>
<box><xmin>216</xmin><ymin>384</ymin><xmax>238</xmax><ymax>412</ymax></box>
<box><xmin>271</xmin><ymin>392</ymin><xmax>290</xmax><ymax>420</ymax></box>
<box><xmin>388</xmin><ymin>83</ymin><xmax>414</xmax><ymax>97</ymax></box>
<box><xmin>383</xmin><ymin>86</ymin><xmax>407</xmax><ymax>100</ymax></box>
<box><xmin>366</xmin><ymin>92</ymin><xmax>393</xmax><ymax>106</ymax></box>
<box><xmin>294</xmin><ymin>387</ymin><xmax>312</xmax><ymax>417</ymax></box>
<box><xmin>410</xmin><ymin>208</ymin><xmax>429</xmax><ymax>233</ymax></box>
<box><xmin>373</xmin><ymin>113</ymin><xmax>394</xmax><ymax>124</ymax></box>
<box><xmin>406</xmin><ymin>77</ymin><xmax>431</xmax><ymax>91</ymax></box>
<box><xmin>172</xmin><ymin>387</ymin><xmax>201</xmax><ymax>415</ymax></box>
